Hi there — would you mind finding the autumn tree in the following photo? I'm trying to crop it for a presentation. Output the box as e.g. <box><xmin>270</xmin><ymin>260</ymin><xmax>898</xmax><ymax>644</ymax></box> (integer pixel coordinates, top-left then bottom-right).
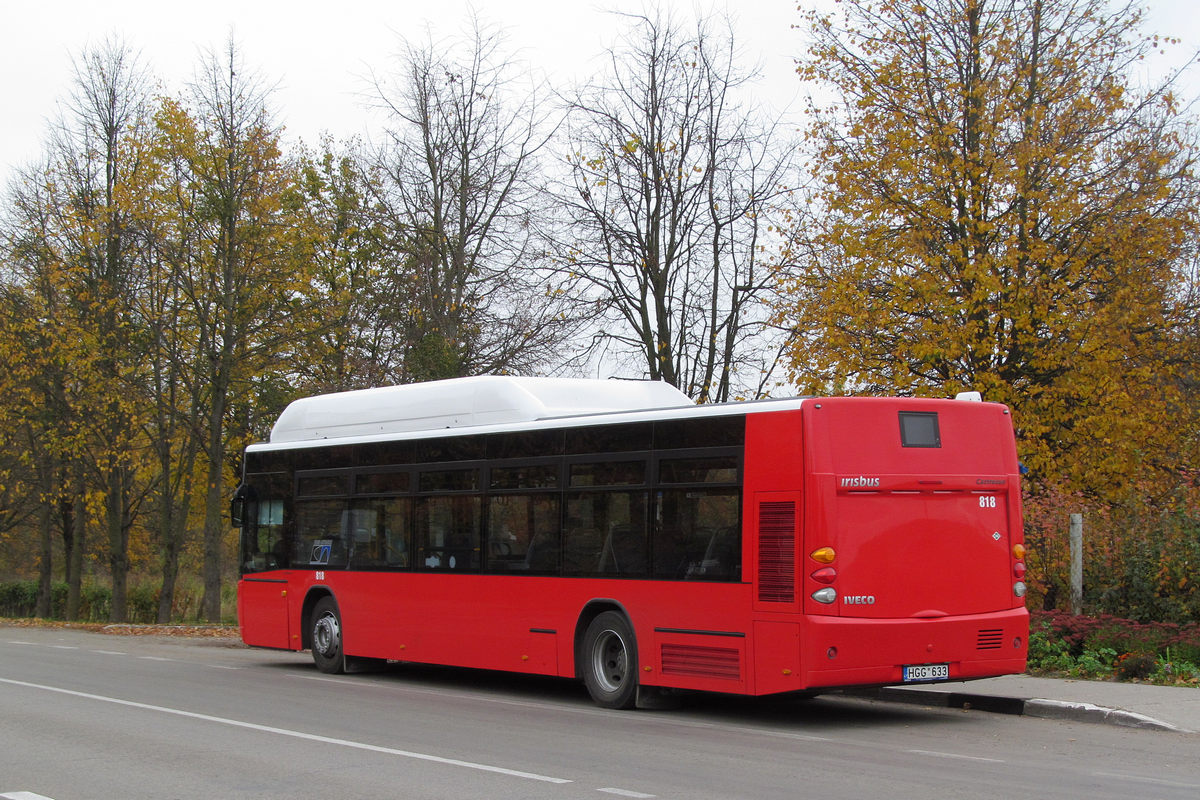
<box><xmin>163</xmin><ymin>39</ymin><xmax>305</xmax><ymax>622</ymax></box>
<box><xmin>555</xmin><ymin>10</ymin><xmax>796</xmax><ymax>400</ymax></box>
<box><xmin>778</xmin><ymin>0</ymin><xmax>1200</xmax><ymax>493</ymax></box>
<box><xmin>369</xmin><ymin>17</ymin><xmax>573</xmax><ymax>380</ymax></box>
<box><xmin>289</xmin><ymin>137</ymin><xmax>407</xmax><ymax>392</ymax></box>
<box><xmin>0</xmin><ymin>262</ymin><xmax>63</xmax><ymax>617</ymax></box>
<box><xmin>0</xmin><ymin>37</ymin><xmax>155</xmax><ymax>621</ymax></box>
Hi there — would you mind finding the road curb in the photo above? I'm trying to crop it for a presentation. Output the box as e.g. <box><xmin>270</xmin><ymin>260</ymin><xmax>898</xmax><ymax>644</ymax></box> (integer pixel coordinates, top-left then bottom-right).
<box><xmin>852</xmin><ymin>687</ymin><xmax>1191</xmax><ymax>733</ymax></box>
<box><xmin>1021</xmin><ymin>698</ymin><xmax>1189</xmax><ymax>733</ymax></box>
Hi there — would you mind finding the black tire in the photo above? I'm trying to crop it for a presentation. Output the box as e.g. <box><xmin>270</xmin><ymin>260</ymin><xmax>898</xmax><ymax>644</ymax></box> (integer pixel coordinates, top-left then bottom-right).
<box><xmin>581</xmin><ymin>611</ymin><xmax>638</xmax><ymax>709</ymax></box>
<box><xmin>311</xmin><ymin>596</ymin><xmax>345</xmax><ymax>674</ymax></box>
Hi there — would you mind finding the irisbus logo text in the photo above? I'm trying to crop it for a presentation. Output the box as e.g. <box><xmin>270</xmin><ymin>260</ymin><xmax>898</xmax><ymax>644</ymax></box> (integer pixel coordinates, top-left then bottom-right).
<box><xmin>840</xmin><ymin>476</ymin><xmax>881</xmax><ymax>488</ymax></box>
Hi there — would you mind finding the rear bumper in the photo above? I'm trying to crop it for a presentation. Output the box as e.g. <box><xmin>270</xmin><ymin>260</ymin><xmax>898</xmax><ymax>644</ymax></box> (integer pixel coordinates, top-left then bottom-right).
<box><xmin>800</xmin><ymin>607</ymin><xmax>1028</xmax><ymax>690</ymax></box>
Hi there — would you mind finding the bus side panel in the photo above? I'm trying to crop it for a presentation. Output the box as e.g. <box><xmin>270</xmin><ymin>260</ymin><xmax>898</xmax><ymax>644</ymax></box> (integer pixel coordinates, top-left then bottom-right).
<box><xmin>330</xmin><ymin>572</ymin><xmax>559</xmax><ymax>674</ymax></box>
<box><xmin>330</xmin><ymin>572</ymin><xmax>414</xmax><ymax>661</ymax></box>
<box><xmin>582</xmin><ymin>581</ymin><xmax>754</xmax><ymax>693</ymax></box>
<box><xmin>743</xmin><ymin>408</ymin><xmax>805</xmax><ymax>491</ymax></box>
<box><xmin>751</xmin><ymin>621</ymin><xmax>802</xmax><ymax>695</ymax></box>
<box><xmin>744</xmin><ymin>410</ymin><xmax>806</xmax><ymax>617</ymax></box>
<box><xmin>327</xmin><ymin>571</ymin><xmax>756</xmax><ymax>690</ymax></box>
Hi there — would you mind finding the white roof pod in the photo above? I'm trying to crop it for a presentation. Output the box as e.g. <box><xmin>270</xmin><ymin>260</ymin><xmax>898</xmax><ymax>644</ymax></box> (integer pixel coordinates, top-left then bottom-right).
<box><xmin>269</xmin><ymin>375</ymin><xmax>694</xmax><ymax>444</ymax></box>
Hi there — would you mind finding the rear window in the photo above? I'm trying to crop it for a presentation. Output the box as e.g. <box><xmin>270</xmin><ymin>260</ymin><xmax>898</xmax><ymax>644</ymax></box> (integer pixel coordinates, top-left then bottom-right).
<box><xmin>899</xmin><ymin>411</ymin><xmax>941</xmax><ymax>448</ymax></box>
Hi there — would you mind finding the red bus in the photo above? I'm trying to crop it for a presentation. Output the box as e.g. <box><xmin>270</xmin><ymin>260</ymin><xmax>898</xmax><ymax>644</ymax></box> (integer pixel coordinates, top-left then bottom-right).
<box><xmin>235</xmin><ymin>376</ymin><xmax>1027</xmax><ymax>708</ymax></box>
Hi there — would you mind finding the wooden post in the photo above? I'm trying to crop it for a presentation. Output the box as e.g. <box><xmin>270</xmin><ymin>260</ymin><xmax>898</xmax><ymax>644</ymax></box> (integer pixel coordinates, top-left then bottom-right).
<box><xmin>1069</xmin><ymin>513</ymin><xmax>1083</xmax><ymax>615</ymax></box>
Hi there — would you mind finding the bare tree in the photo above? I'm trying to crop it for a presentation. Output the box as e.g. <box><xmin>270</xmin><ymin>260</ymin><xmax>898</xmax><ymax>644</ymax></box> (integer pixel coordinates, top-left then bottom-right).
<box><xmin>554</xmin><ymin>11</ymin><xmax>797</xmax><ymax>400</ymax></box>
<box><xmin>368</xmin><ymin>15</ymin><xmax>575</xmax><ymax>380</ymax></box>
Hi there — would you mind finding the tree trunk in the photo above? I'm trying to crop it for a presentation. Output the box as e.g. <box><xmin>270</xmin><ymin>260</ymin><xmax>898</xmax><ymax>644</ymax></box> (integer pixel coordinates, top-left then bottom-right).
<box><xmin>157</xmin><ymin>448</ymin><xmax>196</xmax><ymax>624</ymax></box>
<box><xmin>201</xmin><ymin>391</ymin><xmax>228</xmax><ymax>622</ymax></box>
<box><xmin>107</xmin><ymin>465</ymin><xmax>129</xmax><ymax>622</ymax></box>
<box><xmin>65</xmin><ymin>471</ymin><xmax>86</xmax><ymax>621</ymax></box>
<box><xmin>36</xmin><ymin>500</ymin><xmax>53</xmax><ymax>618</ymax></box>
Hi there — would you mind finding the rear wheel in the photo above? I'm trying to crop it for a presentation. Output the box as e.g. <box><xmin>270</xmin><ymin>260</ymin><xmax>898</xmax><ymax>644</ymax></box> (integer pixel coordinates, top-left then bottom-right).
<box><xmin>311</xmin><ymin>597</ymin><xmax>344</xmax><ymax>674</ymax></box>
<box><xmin>581</xmin><ymin>611</ymin><xmax>638</xmax><ymax>709</ymax></box>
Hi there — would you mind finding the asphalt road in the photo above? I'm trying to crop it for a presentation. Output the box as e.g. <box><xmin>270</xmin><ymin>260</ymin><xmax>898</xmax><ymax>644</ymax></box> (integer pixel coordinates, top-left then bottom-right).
<box><xmin>1</xmin><ymin>626</ymin><xmax>1197</xmax><ymax>799</ymax></box>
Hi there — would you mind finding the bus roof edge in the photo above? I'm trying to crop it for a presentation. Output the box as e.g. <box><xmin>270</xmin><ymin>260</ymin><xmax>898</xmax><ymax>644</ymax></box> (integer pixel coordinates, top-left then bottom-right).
<box><xmin>268</xmin><ymin>376</ymin><xmax>694</xmax><ymax>443</ymax></box>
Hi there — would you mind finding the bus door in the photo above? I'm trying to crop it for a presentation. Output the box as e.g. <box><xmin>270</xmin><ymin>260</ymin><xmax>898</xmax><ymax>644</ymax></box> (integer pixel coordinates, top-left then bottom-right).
<box><xmin>238</xmin><ymin>577</ymin><xmax>292</xmax><ymax>649</ymax></box>
<box><xmin>236</xmin><ymin>474</ymin><xmax>293</xmax><ymax>650</ymax></box>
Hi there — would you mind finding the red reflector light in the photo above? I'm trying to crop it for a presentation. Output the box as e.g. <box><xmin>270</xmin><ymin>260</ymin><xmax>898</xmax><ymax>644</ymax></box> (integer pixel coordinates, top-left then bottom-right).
<box><xmin>811</xmin><ymin>567</ymin><xmax>837</xmax><ymax>584</ymax></box>
<box><xmin>1013</xmin><ymin>561</ymin><xmax>1026</xmax><ymax>579</ymax></box>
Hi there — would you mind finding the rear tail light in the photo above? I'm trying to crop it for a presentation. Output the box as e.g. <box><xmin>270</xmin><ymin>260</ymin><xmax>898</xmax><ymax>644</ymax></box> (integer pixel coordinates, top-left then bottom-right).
<box><xmin>1012</xmin><ymin>544</ymin><xmax>1027</xmax><ymax>601</ymax></box>
<box><xmin>811</xmin><ymin>546</ymin><xmax>836</xmax><ymax>564</ymax></box>
<box><xmin>811</xmin><ymin>567</ymin><xmax>837</xmax><ymax>584</ymax></box>
<box><xmin>812</xmin><ymin>588</ymin><xmax>837</xmax><ymax>604</ymax></box>
<box><xmin>810</xmin><ymin>547</ymin><xmax>837</xmax><ymax>606</ymax></box>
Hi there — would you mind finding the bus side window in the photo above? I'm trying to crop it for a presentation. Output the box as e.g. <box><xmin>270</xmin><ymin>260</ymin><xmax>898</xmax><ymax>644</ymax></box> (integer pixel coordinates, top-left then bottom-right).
<box><xmin>417</xmin><ymin>495</ymin><xmax>481</xmax><ymax>571</ymax></box>
<box><xmin>296</xmin><ymin>500</ymin><xmax>350</xmax><ymax>568</ymax></box>
<box><xmin>239</xmin><ymin>484</ymin><xmax>285</xmax><ymax>573</ymax></box>
<box><xmin>653</xmin><ymin>489</ymin><xmax>739</xmax><ymax>580</ymax></box>
<box><xmin>381</xmin><ymin>497</ymin><xmax>411</xmax><ymax>568</ymax></box>
<box><xmin>486</xmin><ymin>493</ymin><xmax>560</xmax><ymax>573</ymax></box>
<box><xmin>344</xmin><ymin>505</ymin><xmax>384</xmax><ymax>568</ymax></box>
<box><xmin>564</xmin><ymin>491</ymin><xmax>647</xmax><ymax>576</ymax></box>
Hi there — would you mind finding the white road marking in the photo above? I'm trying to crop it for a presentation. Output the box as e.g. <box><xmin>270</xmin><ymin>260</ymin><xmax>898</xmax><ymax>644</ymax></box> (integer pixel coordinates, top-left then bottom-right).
<box><xmin>91</xmin><ymin>650</ymin><xmax>126</xmax><ymax>656</ymax></box>
<box><xmin>49</xmin><ymin>646</ymin><xmax>78</xmax><ymax>650</ymax></box>
<box><xmin>1</xmin><ymin>792</ymin><xmax>57</xmax><ymax>799</ymax></box>
<box><xmin>598</xmin><ymin>789</ymin><xmax>656</xmax><ymax>798</ymax></box>
<box><xmin>138</xmin><ymin>656</ymin><xmax>172</xmax><ymax>662</ymax></box>
<box><xmin>906</xmin><ymin>749</ymin><xmax>1005</xmax><ymax>763</ymax></box>
<box><xmin>0</xmin><ymin>677</ymin><xmax>572</xmax><ymax>785</ymax></box>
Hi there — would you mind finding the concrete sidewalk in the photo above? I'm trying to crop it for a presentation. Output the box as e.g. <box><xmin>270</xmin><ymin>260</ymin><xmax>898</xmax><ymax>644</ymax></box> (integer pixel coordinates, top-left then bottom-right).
<box><xmin>856</xmin><ymin>675</ymin><xmax>1200</xmax><ymax>734</ymax></box>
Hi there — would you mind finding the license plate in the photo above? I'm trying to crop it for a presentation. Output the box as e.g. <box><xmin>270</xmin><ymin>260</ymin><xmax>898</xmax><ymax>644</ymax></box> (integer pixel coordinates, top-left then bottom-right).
<box><xmin>903</xmin><ymin>663</ymin><xmax>949</xmax><ymax>682</ymax></box>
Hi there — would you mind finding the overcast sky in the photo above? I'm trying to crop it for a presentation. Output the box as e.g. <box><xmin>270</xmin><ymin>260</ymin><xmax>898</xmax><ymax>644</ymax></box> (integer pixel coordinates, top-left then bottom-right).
<box><xmin>1</xmin><ymin>0</ymin><xmax>1197</xmax><ymax>182</ymax></box>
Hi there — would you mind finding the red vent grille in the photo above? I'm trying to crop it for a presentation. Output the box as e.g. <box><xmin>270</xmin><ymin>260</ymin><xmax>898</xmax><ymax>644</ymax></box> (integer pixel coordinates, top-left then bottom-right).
<box><xmin>660</xmin><ymin>644</ymin><xmax>741</xmax><ymax>680</ymax></box>
<box><xmin>758</xmin><ymin>501</ymin><xmax>796</xmax><ymax>602</ymax></box>
<box><xmin>977</xmin><ymin>629</ymin><xmax>1004</xmax><ymax>650</ymax></box>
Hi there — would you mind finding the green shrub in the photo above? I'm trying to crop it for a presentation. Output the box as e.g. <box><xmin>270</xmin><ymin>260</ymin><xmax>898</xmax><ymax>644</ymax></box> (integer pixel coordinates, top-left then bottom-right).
<box><xmin>0</xmin><ymin>581</ymin><xmax>38</xmax><ymax>617</ymax></box>
<box><xmin>127</xmin><ymin>584</ymin><xmax>159</xmax><ymax>624</ymax></box>
<box><xmin>80</xmin><ymin>585</ymin><xmax>111</xmax><ymax>621</ymax></box>
<box><xmin>1074</xmin><ymin>646</ymin><xmax>1117</xmax><ymax>677</ymax></box>
<box><xmin>1026</xmin><ymin>626</ymin><xmax>1074</xmax><ymax>673</ymax></box>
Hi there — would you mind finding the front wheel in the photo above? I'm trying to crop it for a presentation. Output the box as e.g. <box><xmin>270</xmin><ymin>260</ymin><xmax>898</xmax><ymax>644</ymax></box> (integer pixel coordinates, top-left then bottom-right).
<box><xmin>311</xmin><ymin>597</ymin><xmax>345</xmax><ymax>674</ymax></box>
<box><xmin>581</xmin><ymin>611</ymin><xmax>638</xmax><ymax>709</ymax></box>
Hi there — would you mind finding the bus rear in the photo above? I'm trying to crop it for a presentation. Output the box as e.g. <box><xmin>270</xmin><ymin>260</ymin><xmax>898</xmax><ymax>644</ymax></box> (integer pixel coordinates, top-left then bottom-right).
<box><xmin>746</xmin><ymin>395</ymin><xmax>1027</xmax><ymax>692</ymax></box>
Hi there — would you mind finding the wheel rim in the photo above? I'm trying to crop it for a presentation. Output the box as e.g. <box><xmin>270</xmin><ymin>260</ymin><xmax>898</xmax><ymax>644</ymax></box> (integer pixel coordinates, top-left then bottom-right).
<box><xmin>590</xmin><ymin>629</ymin><xmax>628</xmax><ymax>694</ymax></box>
<box><xmin>313</xmin><ymin>611</ymin><xmax>341</xmax><ymax>657</ymax></box>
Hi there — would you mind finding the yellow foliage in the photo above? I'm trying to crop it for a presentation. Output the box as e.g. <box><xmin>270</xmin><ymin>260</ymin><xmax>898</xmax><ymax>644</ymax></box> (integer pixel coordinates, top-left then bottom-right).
<box><xmin>776</xmin><ymin>0</ymin><xmax>1200</xmax><ymax>499</ymax></box>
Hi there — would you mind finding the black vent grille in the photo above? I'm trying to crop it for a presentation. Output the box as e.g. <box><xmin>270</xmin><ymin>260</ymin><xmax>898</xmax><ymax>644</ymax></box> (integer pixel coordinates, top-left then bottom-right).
<box><xmin>758</xmin><ymin>501</ymin><xmax>796</xmax><ymax>603</ymax></box>
<box><xmin>977</xmin><ymin>629</ymin><xmax>1004</xmax><ymax>650</ymax></box>
<box><xmin>660</xmin><ymin>644</ymin><xmax>741</xmax><ymax>680</ymax></box>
